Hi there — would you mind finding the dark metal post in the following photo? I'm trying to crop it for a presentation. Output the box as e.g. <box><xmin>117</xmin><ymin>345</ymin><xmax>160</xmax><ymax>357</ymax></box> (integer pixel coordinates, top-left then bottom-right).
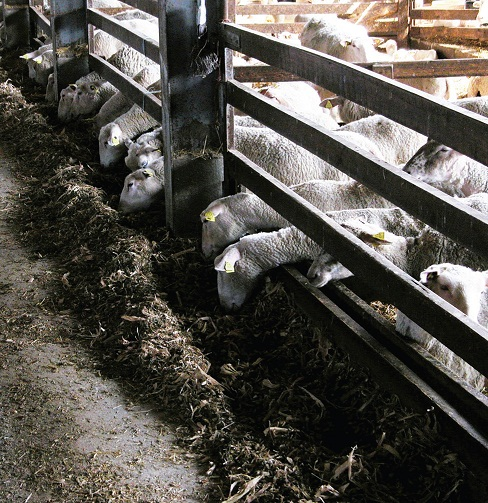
<box><xmin>159</xmin><ymin>0</ymin><xmax>225</xmax><ymax>237</ymax></box>
<box><xmin>50</xmin><ymin>0</ymin><xmax>89</xmax><ymax>99</ymax></box>
<box><xmin>3</xmin><ymin>0</ymin><xmax>30</xmax><ymax>48</ymax></box>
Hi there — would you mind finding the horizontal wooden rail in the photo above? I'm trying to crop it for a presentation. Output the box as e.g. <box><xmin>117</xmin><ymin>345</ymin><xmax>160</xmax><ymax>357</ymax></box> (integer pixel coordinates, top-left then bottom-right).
<box><xmin>87</xmin><ymin>8</ymin><xmax>159</xmax><ymax>64</ymax></box>
<box><xmin>279</xmin><ymin>266</ymin><xmax>487</xmax><ymax>481</ymax></box>
<box><xmin>234</xmin><ymin>57</ymin><xmax>488</xmax><ymax>82</ymax></box>
<box><xmin>28</xmin><ymin>6</ymin><xmax>51</xmax><ymax>34</ymax></box>
<box><xmin>410</xmin><ymin>25</ymin><xmax>488</xmax><ymax>40</ymax></box>
<box><xmin>88</xmin><ymin>53</ymin><xmax>161</xmax><ymax>121</ymax></box>
<box><xmin>226</xmin><ymin>148</ymin><xmax>488</xmax><ymax>377</ymax></box>
<box><xmin>105</xmin><ymin>0</ymin><xmax>159</xmax><ymax>18</ymax></box>
<box><xmin>410</xmin><ymin>7</ymin><xmax>478</xmax><ymax>20</ymax></box>
<box><xmin>227</xmin><ymin>78</ymin><xmax>488</xmax><ymax>260</ymax></box>
<box><xmin>221</xmin><ymin>23</ymin><xmax>488</xmax><ymax>166</ymax></box>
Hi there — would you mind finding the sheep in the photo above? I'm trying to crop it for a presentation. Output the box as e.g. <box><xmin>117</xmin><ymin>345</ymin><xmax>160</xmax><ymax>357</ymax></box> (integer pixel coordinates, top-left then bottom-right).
<box><xmin>452</xmin><ymin>95</ymin><xmax>488</xmax><ymax>117</ymax></box>
<box><xmin>66</xmin><ymin>80</ymin><xmax>119</xmax><ymax>122</ymax></box>
<box><xmin>107</xmin><ymin>46</ymin><xmax>155</xmax><ymax>78</ymax></box>
<box><xmin>307</xmin><ymin>192</ymin><xmax>488</xmax><ymax>289</ymax></box>
<box><xmin>92</xmin><ymin>64</ymin><xmax>160</xmax><ymax>130</ymax></box>
<box><xmin>395</xmin><ymin>263</ymin><xmax>487</xmax><ymax>390</ymax></box>
<box><xmin>45</xmin><ymin>73</ymin><xmax>55</xmax><ymax>103</ymax></box>
<box><xmin>323</xmin><ymin>95</ymin><xmax>376</xmax><ymax>125</ymax></box>
<box><xmin>466</xmin><ymin>76</ymin><xmax>488</xmax><ymax>97</ymax></box>
<box><xmin>57</xmin><ymin>71</ymin><xmax>103</xmax><ymax>123</ymax></box>
<box><xmin>200</xmin><ymin>178</ymin><xmax>400</xmax><ymax>260</ymax></box>
<box><xmin>475</xmin><ymin>0</ymin><xmax>488</xmax><ymax>26</ymax></box>
<box><xmin>259</xmin><ymin>81</ymin><xmax>324</xmax><ymax>116</ymax></box>
<box><xmin>124</xmin><ymin>127</ymin><xmax>163</xmax><ymax>171</ymax></box>
<box><xmin>118</xmin><ymin>159</ymin><xmax>165</xmax><ymax>214</ymax></box>
<box><xmin>214</xmin><ymin>207</ymin><xmax>424</xmax><ymax>312</ymax></box>
<box><xmin>98</xmin><ymin>104</ymin><xmax>160</xmax><ymax>168</ymax></box>
<box><xmin>299</xmin><ymin>16</ymin><xmax>387</xmax><ymax>63</ymax></box>
<box><xmin>233</xmin><ymin>125</ymin><xmax>384</xmax><ymax>188</ymax></box>
<box><xmin>402</xmin><ymin>139</ymin><xmax>488</xmax><ymax>197</ymax></box>
<box><xmin>19</xmin><ymin>43</ymin><xmax>53</xmax><ymax>79</ymax></box>
<box><xmin>338</xmin><ymin>115</ymin><xmax>428</xmax><ymax>165</ymax></box>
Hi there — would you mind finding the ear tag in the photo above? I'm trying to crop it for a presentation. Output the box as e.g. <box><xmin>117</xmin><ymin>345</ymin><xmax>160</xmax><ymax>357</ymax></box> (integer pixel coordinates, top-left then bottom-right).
<box><xmin>20</xmin><ymin>54</ymin><xmax>29</xmax><ymax>59</ymax></box>
<box><xmin>325</xmin><ymin>100</ymin><xmax>333</xmax><ymax>109</ymax></box>
<box><xmin>112</xmin><ymin>137</ymin><xmax>120</xmax><ymax>146</ymax></box>
<box><xmin>142</xmin><ymin>169</ymin><xmax>153</xmax><ymax>177</ymax></box>
<box><xmin>373</xmin><ymin>231</ymin><xmax>386</xmax><ymax>241</ymax></box>
<box><xmin>34</xmin><ymin>56</ymin><xmax>42</xmax><ymax>64</ymax></box>
<box><xmin>204</xmin><ymin>211</ymin><xmax>215</xmax><ymax>222</ymax></box>
<box><xmin>224</xmin><ymin>261</ymin><xmax>235</xmax><ymax>273</ymax></box>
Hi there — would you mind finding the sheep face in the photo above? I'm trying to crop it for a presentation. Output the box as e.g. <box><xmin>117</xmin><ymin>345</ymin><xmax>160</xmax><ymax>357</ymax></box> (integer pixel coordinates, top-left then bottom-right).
<box><xmin>403</xmin><ymin>140</ymin><xmax>464</xmax><ymax>185</ymax></box>
<box><xmin>58</xmin><ymin>84</ymin><xmax>78</xmax><ymax>122</ymax></box>
<box><xmin>214</xmin><ymin>244</ymin><xmax>262</xmax><ymax>312</ymax></box>
<box><xmin>99</xmin><ymin>123</ymin><xmax>127</xmax><ymax>168</ymax></box>
<box><xmin>306</xmin><ymin>253</ymin><xmax>353</xmax><ymax>288</ymax></box>
<box><xmin>420</xmin><ymin>263</ymin><xmax>488</xmax><ymax>321</ymax></box>
<box><xmin>118</xmin><ymin>168</ymin><xmax>164</xmax><ymax>214</ymax></box>
<box><xmin>125</xmin><ymin>142</ymin><xmax>162</xmax><ymax>171</ymax></box>
<box><xmin>200</xmin><ymin>196</ymin><xmax>253</xmax><ymax>261</ymax></box>
<box><xmin>70</xmin><ymin>81</ymin><xmax>105</xmax><ymax>120</ymax></box>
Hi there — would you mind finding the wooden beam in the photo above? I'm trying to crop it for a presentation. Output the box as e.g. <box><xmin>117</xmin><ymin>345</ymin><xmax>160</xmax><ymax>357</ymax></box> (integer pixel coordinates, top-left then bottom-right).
<box><xmin>221</xmin><ymin>23</ymin><xmax>488</xmax><ymax>167</ymax></box>
<box><xmin>410</xmin><ymin>25</ymin><xmax>488</xmax><ymax>40</ymax></box>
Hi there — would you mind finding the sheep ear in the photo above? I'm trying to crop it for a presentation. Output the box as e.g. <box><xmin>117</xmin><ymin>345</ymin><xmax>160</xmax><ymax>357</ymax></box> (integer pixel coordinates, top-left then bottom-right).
<box><xmin>33</xmin><ymin>55</ymin><xmax>42</xmax><ymax>64</ymax></box>
<box><xmin>142</xmin><ymin>169</ymin><xmax>154</xmax><ymax>178</ymax></box>
<box><xmin>20</xmin><ymin>53</ymin><xmax>29</xmax><ymax>59</ymax></box>
<box><xmin>201</xmin><ymin>201</ymin><xmax>224</xmax><ymax>222</ymax></box>
<box><xmin>420</xmin><ymin>266</ymin><xmax>440</xmax><ymax>284</ymax></box>
<box><xmin>214</xmin><ymin>246</ymin><xmax>241</xmax><ymax>273</ymax></box>
<box><xmin>340</xmin><ymin>38</ymin><xmax>352</xmax><ymax>48</ymax></box>
<box><xmin>124</xmin><ymin>137</ymin><xmax>133</xmax><ymax>148</ymax></box>
<box><xmin>320</xmin><ymin>95</ymin><xmax>343</xmax><ymax>109</ymax></box>
<box><xmin>69</xmin><ymin>84</ymin><xmax>77</xmax><ymax>91</ymax></box>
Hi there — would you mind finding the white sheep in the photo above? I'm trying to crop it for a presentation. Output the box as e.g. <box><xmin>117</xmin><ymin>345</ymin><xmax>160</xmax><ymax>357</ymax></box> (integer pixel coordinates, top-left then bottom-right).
<box><xmin>98</xmin><ymin>104</ymin><xmax>160</xmax><ymax>168</ymax></box>
<box><xmin>395</xmin><ymin>263</ymin><xmax>487</xmax><ymax>390</ymax></box>
<box><xmin>475</xmin><ymin>0</ymin><xmax>488</xmax><ymax>26</ymax></box>
<box><xmin>308</xmin><ymin>192</ymin><xmax>488</xmax><ymax>289</ymax></box>
<box><xmin>57</xmin><ymin>71</ymin><xmax>103</xmax><ymax>122</ymax></box>
<box><xmin>19</xmin><ymin>43</ymin><xmax>53</xmax><ymax>79</ymax></box>
<box><xmin>233</xmin><ymin>125</ymin><xmax>384</xmax><ymax>188</ymax></box>
<box><xmin>452</xmin><ymin>95</ymin><xmax>488</xmax><ymax>117</ymax></box>
<box><xmin>93</xmin><ymin>64</ymin><xmax>160</xmax><ymax>130</ymax></box>
<box><xmin>124</xmin><ymin>127</ymin><xmax>163</xmax><ymax>171</ymax></box>
<box><xmin>213</xmin><ymin>207</ymin><xmax>423</xmax><ymax>311</ymax></box>
<box><xmin>67</xmin><ymin>80</ymin><xmax>118</xmax><ymax>122</ymax></box>
<box><xmin>200</xmin><ymin>179</ymin><xmax>400</xmax><ymax>260</ymax></box>
<box><xmin>299</xmin><ymin>16</ymin><xmax>387</xmax><ymax>63</ymax></box>
<box><xmin>466</xmin><ymin>76</ymin><xmax>488</xmax><ymax>97</ymax></box>
<box><xmin>45</xmin><ymin>73</ymin><xmax>55</xmax><ymax>103</ymax></box>
<box><xmin>118</xmin><ymin>159</ymin><xmax>165</xmax><ymax>214</ymax></box>
<box><xmin>338</xmin><ymin>115</ymin><xmax>428</xmax><ymax>165</ymax></box>
<box><xmin>402</xmin><ymin>139</ymin><xmax>488</xmax><ymax>197</ymax></box>
<box><xmin>107</xmin><ymin>46</ymin><xmax>155</xmax><ymax>78</ymax></box>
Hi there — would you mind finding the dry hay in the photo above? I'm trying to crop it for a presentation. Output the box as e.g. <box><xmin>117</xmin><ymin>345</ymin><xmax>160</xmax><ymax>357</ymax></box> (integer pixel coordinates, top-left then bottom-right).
<box><xmin>0</xmin><ymin>46</ymin><xmax>470</xmax><ymax>502</ymax></box>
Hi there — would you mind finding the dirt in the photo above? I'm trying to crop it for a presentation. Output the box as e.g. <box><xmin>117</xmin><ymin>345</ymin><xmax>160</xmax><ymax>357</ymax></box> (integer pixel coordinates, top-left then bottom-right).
<box><xmin>0</xmin><ymin>150</ymin><xmax>208</xmax><ymax>501</ymax></box>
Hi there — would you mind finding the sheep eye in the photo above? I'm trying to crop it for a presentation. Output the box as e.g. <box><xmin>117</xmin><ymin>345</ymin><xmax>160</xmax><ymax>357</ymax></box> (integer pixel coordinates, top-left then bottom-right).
<box><xmin>127</xmin><ymin>182</ymin><xmax>134</xmax><ymax>189</ymax></box>
<box><xmin>439</xmin><ymin>284</ymin><xmax>450</xmax><ymax>291</ymax></box>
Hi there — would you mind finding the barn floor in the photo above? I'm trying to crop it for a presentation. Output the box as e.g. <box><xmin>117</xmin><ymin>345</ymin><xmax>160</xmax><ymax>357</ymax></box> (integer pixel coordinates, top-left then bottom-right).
<box><xmin>0</xmin><ymin>45</ymin><xmax>477</xmax><ymax>502</ymax></box>
<box><xmin>0</xmin><ymin>147</ymin><xmax>208</xmax><ymax>501</ymax></box>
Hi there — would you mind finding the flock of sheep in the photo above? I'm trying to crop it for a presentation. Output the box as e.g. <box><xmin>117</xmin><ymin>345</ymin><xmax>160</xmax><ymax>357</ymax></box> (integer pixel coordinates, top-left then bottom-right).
<box><xmin>20</xmin><ymin>10</ymin><xmax>487</xmax><ymax>391</ymax></box>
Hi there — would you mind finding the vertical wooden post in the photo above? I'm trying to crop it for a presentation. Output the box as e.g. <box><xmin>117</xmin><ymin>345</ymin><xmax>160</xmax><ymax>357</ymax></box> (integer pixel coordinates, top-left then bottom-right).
<box><xmin>50</xmin><ymin>0</ymin><xmax>89</xmax><ymax>99</ymax></box>
<box><xmin>3</xmin><ymin>0</ymin><xmax>30</xmax><ymax>48</ymax></box>
<box><xmin>159</xmin><ymin>0</ymin><xmax>225</xmax><ymax>237</ymax></box>
<box><xmin>397</xmin><ymin>0</ymin><xmax>410</xmax><ymax>48</ymax></box>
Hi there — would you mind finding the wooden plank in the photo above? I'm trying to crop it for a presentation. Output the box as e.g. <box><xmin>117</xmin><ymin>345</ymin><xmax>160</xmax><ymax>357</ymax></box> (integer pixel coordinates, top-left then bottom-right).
<box><xmin>87</xmin><ymin>9</ymin><xmax>159</xmax><ymax>63</ymax></box>
<box><xmin>325</xmin><ymin>280</ymin><xmax>488</xmax><ymax>437</ymax></box>
<box><xmin>411</xmin><ymin>7</ymin><xmax>479</xmax><ymax>20</ymax></box>
<box><xmin>28</xmin><ymin>6</ymin><xmax>51</xmax><ymax>34</ymax></box>
<box><xmin>226</xmin><ymin>149</ymin><xmax>488</xmax><ymax>376</ymax></box>
<box><xmin>221</xmin><ymin>23</ymin><xmax>488</xmax><ymax>166</ymax></box>
<box><xmin>88</xmin><ymin>53</ymin><xmax>161</xmax><ymax>120</ymax></box>
<box><xmin>237</xmin><ymin>1</ymin><xmax>397</xmax><ymax>16</ymax></box>
<box><xmin>397</xmin><ymin>0</ymin><xmax>408</xmax><ymax>47</ymax></box>
<box><xmin>234</xmin><ymin>57</ymin><xmax>488</xmax><ymax>82</ymax></box>
<box><xmin>410</xmin><ymin>25</ymin><xmax>488</xmax><ymax>40</ymax></box>
<box><xmin>241</xmin><ymin>21</ymin><xmax>397</xmax><ymax>37</ymax></box>
<box><xmin>108</xmin><ymin>0</ymin><xmax>158</xmax><ymax>17</ymax></box>
<box><xmin>279</xmin><ymin>265</ymin><xmax>488</xmax><ymax>495</ymax></box>
<box><xmin>226</xmin><ymin>80</ymin><xmax>488</xmax><ymax>262</ymax></box>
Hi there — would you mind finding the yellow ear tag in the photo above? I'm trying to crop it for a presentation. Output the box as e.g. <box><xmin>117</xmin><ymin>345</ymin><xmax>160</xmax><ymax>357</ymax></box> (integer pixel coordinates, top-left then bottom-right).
<box><xmin>373</xmin><ymin>231</ymin><xmax>386</xmax><ymax>241</ymax></box>
<box><xmin>112</xmin><ymin>137</ymin><xmax>120</xmax><ymax>146</ymax></box>
<box><xmin>34</xmin><ymin>56</ymin><xmax>42</xmax><ymax>64</ymax></box>
<box><xmin>224</xmin><ymin>261</ymin><xmax>235</xmax><ymax>273</ymax></box>
<box><xmin>21</xmin><ymin>54</ymin><xmax>29</xmax><ymax>59</ymax></box>
<box><xmin>142</xmin><ymin>169</ymin><xmax>153</xmax><ymax>177</ymax></box>
<box><xmin>325</xmin><ymin>100</ymin><xmax>333</xmax><ymax>109</ymax></box>
<box><xmin>204</xmin><ymin>211</ymin><xmax>215</xmax><ymax>222</ymax></box>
